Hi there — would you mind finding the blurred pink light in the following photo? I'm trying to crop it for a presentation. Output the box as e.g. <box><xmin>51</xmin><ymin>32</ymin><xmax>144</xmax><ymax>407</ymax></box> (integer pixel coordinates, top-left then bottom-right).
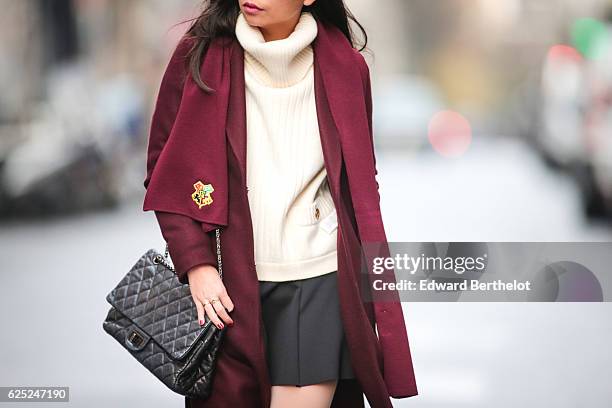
<box><xmin>546</xmin><ymin>44</ymin><xmax>583</xmax><ymax>63</ymax></box>
<box><xmin>428</xmin><ymin>110</ymin><xmax>472</xmax><ymax>157</ymax></box>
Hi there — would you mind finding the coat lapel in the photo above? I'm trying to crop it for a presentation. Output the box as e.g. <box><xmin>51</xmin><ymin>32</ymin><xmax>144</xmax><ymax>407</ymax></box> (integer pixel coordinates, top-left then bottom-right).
<box><xmin>311</xmin><ymin>20</ymin><xmax>385</xmax><ymax>241</ymax></box>
<box><xmin>313</xmin><ymin>32</ymin><xmax>343</xmax><ymax>197</ymax></box>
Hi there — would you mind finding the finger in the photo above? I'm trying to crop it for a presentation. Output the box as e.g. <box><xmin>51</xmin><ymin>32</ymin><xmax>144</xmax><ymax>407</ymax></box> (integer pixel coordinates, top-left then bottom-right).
<box><xmin>193</xmin><ymin>296</ymin><xmax>205</xmax><ymax>326</ymax></box>
<box><xmin>212</xmin><ymin>300</ymin><xmax>233</xmax><ymax>326</ymax></box>
<box><xmin>204</xmin><ymin>302</ymin><xmax>224</xmax><ymax>329</ymax></box>
<box><xmin>220</xmin><ymin>292</ymin><xmax>234</xmax><ymax>313</ymax></box>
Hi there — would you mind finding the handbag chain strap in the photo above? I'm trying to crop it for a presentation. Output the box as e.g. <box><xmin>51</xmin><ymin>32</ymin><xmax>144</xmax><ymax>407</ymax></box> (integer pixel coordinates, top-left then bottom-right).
<box><xmin>158</xmin><ymin>227</ymin><xmax>223</xmax><ymax>279</ymax></box>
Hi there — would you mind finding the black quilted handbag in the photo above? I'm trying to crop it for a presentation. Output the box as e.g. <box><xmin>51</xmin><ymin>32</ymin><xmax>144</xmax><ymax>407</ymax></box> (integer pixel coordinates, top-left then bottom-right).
<box><xmin>102</xmin><ymin>228</ymin><xmax>226</xmax><ymax>399</ymax></box>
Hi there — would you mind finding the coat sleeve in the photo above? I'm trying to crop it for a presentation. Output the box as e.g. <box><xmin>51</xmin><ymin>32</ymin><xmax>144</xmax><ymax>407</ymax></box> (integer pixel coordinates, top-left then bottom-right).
<box><xmin>144</xmin><ymin>37</ymin><xmax>218</xmax><ymax>285</ymax></box>
<box><xmin>155</xmin><ymin>211</ymin><xmax>218</xmax><ymax>285</ymax></box>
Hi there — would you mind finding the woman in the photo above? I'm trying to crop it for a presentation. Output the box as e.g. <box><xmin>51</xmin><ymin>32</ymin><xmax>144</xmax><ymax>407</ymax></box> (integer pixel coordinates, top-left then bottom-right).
<box><xmin>143</xmin><ymin>1</ymin><xmax>418</xmax><ymax>407</ymax></box>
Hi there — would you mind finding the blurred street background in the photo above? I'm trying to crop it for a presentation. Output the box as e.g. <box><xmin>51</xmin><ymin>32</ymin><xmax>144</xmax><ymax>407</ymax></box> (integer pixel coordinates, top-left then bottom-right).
<box><xmin>1</xmin><ymin>0</ymin><xmax>612</xmax><ymax>407</ymax></box>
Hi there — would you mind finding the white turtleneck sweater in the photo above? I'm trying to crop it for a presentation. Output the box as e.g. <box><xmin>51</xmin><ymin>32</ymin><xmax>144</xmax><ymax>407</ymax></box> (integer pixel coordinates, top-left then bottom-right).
<box><xmin>235</xmin><ymin>11</ymin><xmax>338</xmax><ymax>282</ymax></box>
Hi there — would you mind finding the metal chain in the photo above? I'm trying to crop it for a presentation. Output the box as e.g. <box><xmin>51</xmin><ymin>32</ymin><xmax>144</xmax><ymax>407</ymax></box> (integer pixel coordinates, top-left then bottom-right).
<box><xmin>215</xmin><ymin>227</ymin><xmax>223</xmax><ymax>279</ymax></box>
<box><xmin>155</xmin><ymin>228</ymin><xmax>223</xmax><ymax>279</ymax></box>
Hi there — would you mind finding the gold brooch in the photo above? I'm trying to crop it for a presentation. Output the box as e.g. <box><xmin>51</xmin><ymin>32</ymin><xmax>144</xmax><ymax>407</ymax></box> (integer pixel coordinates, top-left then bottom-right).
<box><xmin>191</xmin><ymin>180</ymin><xmax>214</xmax><ymax>209</ymax></box>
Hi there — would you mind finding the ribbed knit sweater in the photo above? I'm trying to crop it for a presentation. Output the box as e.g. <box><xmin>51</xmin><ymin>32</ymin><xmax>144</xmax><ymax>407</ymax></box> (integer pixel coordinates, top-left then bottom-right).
<box><xmin>235</xmin><ymin>11</ymin><xmax>338</xmax><ymax>282</ymax></box>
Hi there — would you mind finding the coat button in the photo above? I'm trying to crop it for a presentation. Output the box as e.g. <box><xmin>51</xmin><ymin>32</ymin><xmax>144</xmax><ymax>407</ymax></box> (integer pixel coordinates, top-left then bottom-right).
<box><xmin>315</xmin><ymin>207</ymin><xmax>320</xmax><ymax>220</ymax></box>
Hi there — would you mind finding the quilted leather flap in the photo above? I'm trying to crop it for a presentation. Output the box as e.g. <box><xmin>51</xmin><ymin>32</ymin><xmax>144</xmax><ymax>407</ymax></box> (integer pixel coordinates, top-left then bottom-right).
<box><xmin>106</xmin><ymin>249</ymin><xmax>209</xmax><ymax>360</ymax></box>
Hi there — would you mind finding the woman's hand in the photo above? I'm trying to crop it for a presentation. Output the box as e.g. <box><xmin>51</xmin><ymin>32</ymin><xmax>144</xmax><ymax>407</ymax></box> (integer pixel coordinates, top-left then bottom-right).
<box><xmin>187</xmin><ymin>264</ymin><xmax>234</xmax><ymax>329</ymax></box>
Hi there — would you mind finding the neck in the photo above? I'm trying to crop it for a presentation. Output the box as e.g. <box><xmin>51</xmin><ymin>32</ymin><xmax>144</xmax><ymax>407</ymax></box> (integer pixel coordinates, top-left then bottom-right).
<box><xmin>258</xmin><ymin>15</ymin><xmax>300</xmax><ymax>41</ymax></box>
<box><xmin>235</xmin><ymin>11</ymin><xmax>318</xmax><ymax>88</ymax></box>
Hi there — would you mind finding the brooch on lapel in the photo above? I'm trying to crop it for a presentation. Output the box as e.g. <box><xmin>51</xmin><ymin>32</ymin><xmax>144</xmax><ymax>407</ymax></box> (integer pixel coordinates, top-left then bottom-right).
<box><xmin>191</xmin><ymin>180</ymin><xmax>214</xmax><ymax>209</ymax></box>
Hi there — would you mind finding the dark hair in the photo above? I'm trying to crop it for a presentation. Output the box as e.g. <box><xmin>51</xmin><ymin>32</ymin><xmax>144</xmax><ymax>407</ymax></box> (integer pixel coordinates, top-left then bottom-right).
<box><xmin>177</xmin><ymin>0</ymin><xmax>368</xmax><ymax>92</ymax></box>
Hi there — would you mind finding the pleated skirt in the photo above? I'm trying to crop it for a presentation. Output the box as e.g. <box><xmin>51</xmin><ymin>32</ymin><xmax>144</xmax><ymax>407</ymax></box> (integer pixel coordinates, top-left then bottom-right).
<box><xmin>258</xmin><ymin>270</ymin><xmax>355</xmax><ymax>386</ymax></box>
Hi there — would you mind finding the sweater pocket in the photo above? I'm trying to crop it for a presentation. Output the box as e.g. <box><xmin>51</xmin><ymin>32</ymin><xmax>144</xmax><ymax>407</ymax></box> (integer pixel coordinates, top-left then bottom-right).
<box><xmin>290</xmin><ymin>192</ymin><xmax>336</xmax><ymax>228</ymax></box>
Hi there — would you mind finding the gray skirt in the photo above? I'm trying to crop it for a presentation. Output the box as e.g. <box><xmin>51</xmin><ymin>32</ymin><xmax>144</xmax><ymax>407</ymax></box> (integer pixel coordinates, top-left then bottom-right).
<box><xmin>258</xmin><ymin>270</ymin><xmax>355</xmax><ymax>386</ymax></box>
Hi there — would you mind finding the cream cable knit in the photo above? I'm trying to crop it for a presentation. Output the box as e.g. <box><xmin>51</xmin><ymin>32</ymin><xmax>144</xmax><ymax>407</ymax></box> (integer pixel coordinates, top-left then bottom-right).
<box><xmin>235</xmin><ymin>11</ymin><xmax>338</xmax><ymax>282</ymax></box>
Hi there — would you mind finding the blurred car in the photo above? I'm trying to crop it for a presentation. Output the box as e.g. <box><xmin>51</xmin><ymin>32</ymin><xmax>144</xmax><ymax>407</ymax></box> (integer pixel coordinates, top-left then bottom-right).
<box><xmin>0</xmin><ymin>63</ymin><xmax>146</xmax><ymax>219</ymax></box>
<box><xmin>0</xmin><ymin>106</ymin><xmax>119</xmax><ymax>218</ymax></box>
<box><xmin>536</xmin><ymin>32</ymin><xmax>612</xmax><ymax>218</ymax></box>
<box><xmin>537</xmin><ymin>45</ymin><xmax>589</xmax><ymax>170</ymax></box>
<box><xmin>583</xmin><ymin>24</ymin><xmax>612</xmax><ymax>217</ymax></box>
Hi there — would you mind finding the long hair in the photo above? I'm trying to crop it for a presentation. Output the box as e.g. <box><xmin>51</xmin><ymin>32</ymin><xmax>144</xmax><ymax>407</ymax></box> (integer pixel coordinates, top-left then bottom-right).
<box><xmin>178</xmin><ymin>0</ymin><xmax>368</xmax><ymax>93</ymax></box>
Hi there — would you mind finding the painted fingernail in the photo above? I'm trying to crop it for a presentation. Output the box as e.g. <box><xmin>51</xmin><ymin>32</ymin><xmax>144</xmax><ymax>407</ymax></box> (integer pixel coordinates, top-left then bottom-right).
<box><xmin>199</xmin><ymin>319</ymin><xmax>204</xmax><ymax>325</ymax></box>
<box><xmin>228</xmin><ymin>321</ymin><xmax>234</xmax><ymax>327</ymax></box>
<box><xmin>217</xmin><ymin>322</ymin><xmax>224</xmax><ymax>329</ymax></box>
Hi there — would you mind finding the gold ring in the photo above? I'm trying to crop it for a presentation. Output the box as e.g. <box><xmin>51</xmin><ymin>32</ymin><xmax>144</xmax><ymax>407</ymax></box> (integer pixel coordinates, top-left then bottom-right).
<box><xmin>210</xmin><ymin>298</ymin><xmax>220</xmax><ymax>304</ymax></box>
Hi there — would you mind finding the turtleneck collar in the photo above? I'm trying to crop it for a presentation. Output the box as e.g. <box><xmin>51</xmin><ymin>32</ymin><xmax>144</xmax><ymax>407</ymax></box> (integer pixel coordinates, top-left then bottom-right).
<box><xmin>235</xmin><ymin>11</ymin><xmax>318</xmax><ymax>88</ymax></box>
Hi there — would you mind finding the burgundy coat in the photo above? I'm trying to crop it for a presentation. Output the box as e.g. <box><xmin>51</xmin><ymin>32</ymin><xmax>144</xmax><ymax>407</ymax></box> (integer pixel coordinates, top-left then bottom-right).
<box><xmin>142</xmin><ymin>17</ymin><xmax>418</xmax><ymax>408</ymax></box>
